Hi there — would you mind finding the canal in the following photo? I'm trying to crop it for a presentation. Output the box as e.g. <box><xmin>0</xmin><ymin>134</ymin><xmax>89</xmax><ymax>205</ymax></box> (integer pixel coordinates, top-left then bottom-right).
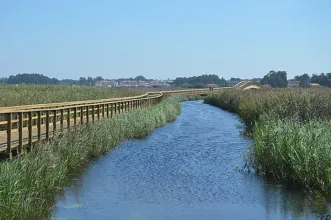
<box><xmin>52</xmin><ymin>100</ymin><xmax>327</xmax><ymax>220</ymax></box>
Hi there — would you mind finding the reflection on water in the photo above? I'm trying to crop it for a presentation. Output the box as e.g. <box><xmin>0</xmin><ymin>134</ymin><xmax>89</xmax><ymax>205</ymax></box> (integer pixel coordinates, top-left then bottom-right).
<box><xmin>52</xmin><ymin>101</ymin><xmax>330</xmax><ymax>220</ymax></box>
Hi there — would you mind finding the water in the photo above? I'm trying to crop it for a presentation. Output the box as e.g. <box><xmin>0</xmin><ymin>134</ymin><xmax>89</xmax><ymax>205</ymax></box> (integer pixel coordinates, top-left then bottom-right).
<box><xmin>52</xmin><ymin>101</ymin><xmax>328</xmax><ymax>220</ymax></box>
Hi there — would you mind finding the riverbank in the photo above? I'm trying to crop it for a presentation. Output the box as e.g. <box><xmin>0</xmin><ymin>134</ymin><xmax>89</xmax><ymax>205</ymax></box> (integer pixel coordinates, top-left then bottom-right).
<box><xmin>204</xmin><ymin>88</ymin><xmax>331</xmax><ymax>192</ymax></box>
<box><xmin>0</xmin><ymin>96</ymin><xmax>195</xmax><ymax>220</ymax></box>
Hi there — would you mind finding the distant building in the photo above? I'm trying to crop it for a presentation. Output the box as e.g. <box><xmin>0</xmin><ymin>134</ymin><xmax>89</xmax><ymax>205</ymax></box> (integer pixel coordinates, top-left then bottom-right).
<box><xmin>95</xmin><ymin>80</ymin><xmax>114</xmax><ymax>88</ymax></box>
<box><xmin>119</xmin><ymin>80</ymin><xmax>138</xmax><ymax>87</ymax></box>
<box><xmin>287</xmin><ymin>80</ymin><xmax>299</xmax><ymax>88</ymax></box>
<box><xmin>206</xmin><ymin>83</ymin><xmax>217</xmax><ymax>88</ymax></box>
<box><xmin>311</xmin><ymin>83</ymin><xmax>322</xmax><ymax>88</ymax></box>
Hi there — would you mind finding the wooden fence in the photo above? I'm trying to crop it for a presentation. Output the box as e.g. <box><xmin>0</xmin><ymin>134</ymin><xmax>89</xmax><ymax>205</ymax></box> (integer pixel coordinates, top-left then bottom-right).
<box><xmin>0</xmin><ymin>88</ymin><xmax>215</xmax><ymax>157</ymax></box>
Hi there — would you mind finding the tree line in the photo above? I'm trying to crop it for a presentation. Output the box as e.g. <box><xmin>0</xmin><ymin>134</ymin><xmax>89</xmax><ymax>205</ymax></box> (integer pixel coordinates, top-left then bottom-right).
<box><xmin>172</xmin><ymin>74</ymin><xmax>228</xmax><ymax>88</ymax></box>
<box><xmin>260</xmin><ymin>71</ymin><xmax>331</xmax><ymax>88</ymax></box>
<box><xmin>1</xmin><ymin>72</ymin><xmax>331</xmax><ymax>88</ymax></box>
<box><xmin>0</xmin><ymin>74</ymin><xmax>156</xmax><ymax>86</ymax></box>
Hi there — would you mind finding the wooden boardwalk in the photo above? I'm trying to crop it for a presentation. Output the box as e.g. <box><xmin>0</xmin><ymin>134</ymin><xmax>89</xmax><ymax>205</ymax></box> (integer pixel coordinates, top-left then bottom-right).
<box><xmin>0</xmin><ymin>88</ymin><xmax>238</xmax><ymax>157</ymax></box>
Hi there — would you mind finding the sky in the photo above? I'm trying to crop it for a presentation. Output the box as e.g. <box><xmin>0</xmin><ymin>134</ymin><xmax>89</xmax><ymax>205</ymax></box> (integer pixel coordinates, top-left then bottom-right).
<box><xmin>0</xmin><ymin>0</ymin><xmax>330</xmax><ymax>80</ymax></box>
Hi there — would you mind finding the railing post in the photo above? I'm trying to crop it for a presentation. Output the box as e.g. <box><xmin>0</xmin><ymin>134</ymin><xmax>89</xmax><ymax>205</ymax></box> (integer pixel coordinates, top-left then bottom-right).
<box><xmin>37</xmin><ymin>111</ymin><xmax>41</xmax><ymax>141</ymax></box>
<box><xmin>92</xmin><ymin>105</ymin><xmax>95</xmax><ymax>123</ymax></box>
<box><xmin>46</xmin><ymin>110</ymin><xmax>50</xmax><ymax>142</ymax></box>
<box><xmin>74</xmin><ymin>107</ymin><xmax>77</xmax><ymax>127</ymax></box>
<box><xmin>53</xmin><ymin>110</ymin><xmax>57</xmax><ymax>135</ymax></box>
<box><xmin>28</xmin><ymin>112</ymin><xmax>33</xmax><ymax>149</ymax></box>
<box><xmin>18</xmin><ymin>112</ymin><xmax>23</xmax><ymax>154</ymax></box>
<box><xmin>60</xmin><ymin>109</ymin><xmax>64</xmax><ymax>130</ymax></box>
<box><xmin>86</xmin><ymin>106</ymin><xmax>89</xmax><ymax>124</ymax></box>
<box><xmin>6</xmin><ymin>113</ymin><xmax>12</xmax><ymax>158</ymax></box>
<box><xmin>80</xmin><ymin>106</ymin><xmax>84</xmax><ymax>125</ymax></box>
<box><xmin>67</xmin><ymin>108</ymin><xmax>71</xmax><ymax>129</ymax></box>
<box><xmin>97</xmin><ymin>105</ymin><xmax>100</xmax><ymax>121</ymax></box>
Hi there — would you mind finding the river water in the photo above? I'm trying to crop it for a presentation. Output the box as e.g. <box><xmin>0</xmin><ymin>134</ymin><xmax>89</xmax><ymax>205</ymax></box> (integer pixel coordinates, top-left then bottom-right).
<box><xmin>52</xmin><ymin>101</ymin><xmax>328</xmax><ymax>220</ymax></box>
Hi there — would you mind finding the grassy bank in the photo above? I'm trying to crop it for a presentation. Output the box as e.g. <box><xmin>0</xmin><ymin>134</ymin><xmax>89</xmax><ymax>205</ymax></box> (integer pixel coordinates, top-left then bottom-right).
<box><xmin>0</xmin><ymin>96</ymin><xmax>188</xmax><ymax>220</ymax></box>
<box><xmin>0</xmin><ymin>84</ymin><xmax>156</xmax><ymax>107</ymax></box>
<box><xmin>205</xmin><ymin>88</ymin><xmax>331</xmax><ymax>191</ymax></box>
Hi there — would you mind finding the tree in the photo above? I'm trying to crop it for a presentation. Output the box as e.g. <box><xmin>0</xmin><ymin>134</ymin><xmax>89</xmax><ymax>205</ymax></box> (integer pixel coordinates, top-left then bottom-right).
<box><xmin>295</xmin><ymin>74</ymin><xmax>311</xmax><ymax>88</ymax></box>
<box><xmin>134</xmin><ymin>75</ymin><xmax>146</xmax><ymax>81</ymax></box>
<box><xmin>172</xmin><ymin>74</ymin><xmax>228</xmax><ymax>88</ymax></box>
<box><xmin>311</xmin><ymin>73</ymin><xmax>331</xmax><ymax>87</ymax></box>
<box><xmin>260</xmin><ymin>71</ymin><xmax>288</xmax><ymax>88</ymax></box>
<box><xmin>6</xmin><ymin>73</ymin><xmax>58</xmax><ymax>85</ymax></box>
<box><xmin>79</xmin><ymin>77</ymin><xmax>88</xmax><ymax>85</ymax></box>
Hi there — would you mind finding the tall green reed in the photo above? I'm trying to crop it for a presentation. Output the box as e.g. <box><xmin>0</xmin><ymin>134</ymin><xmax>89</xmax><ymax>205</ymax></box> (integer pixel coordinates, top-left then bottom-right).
<box><xmin>205</xmin><ymin>88</ymin><xmax>331</xmax><ymax>191</ymax></box>
<box><xmin>0</xmin><ymin>96</ymin><xmax>184</xmax><ymax>220</ymax></box>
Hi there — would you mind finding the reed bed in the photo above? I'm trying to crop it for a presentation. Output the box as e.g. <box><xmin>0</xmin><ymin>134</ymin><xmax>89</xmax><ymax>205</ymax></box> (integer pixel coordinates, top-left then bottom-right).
<box><xmin>0</xmin><ymin>84</ymin><xmax>156</xmax><ymax>107</ymax></box>
<box><xmin>205</xmin><ymin>88</ymin><xmax>331</xmax><ymax>191</ymax></box>
<box><xmin>0</xmin><ymin>96</ymin><xmax>190</xmax><ymax>220</ymax></box>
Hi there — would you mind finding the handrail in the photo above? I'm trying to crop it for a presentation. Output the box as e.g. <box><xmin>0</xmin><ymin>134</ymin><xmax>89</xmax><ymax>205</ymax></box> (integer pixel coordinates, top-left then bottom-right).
<box><xmin>0</xmin><ymin>88</ymin><xmax>213</xmax><ymax>157</ymax></box>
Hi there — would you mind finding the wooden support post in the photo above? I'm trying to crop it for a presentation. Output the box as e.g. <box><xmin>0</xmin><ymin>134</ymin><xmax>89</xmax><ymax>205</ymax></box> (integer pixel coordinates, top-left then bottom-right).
<box><xmin>92</xmin><ymin>105</ymin><xmax>95</xmax><ymax>123</ymax></box>
<box><xmin>118</xmin><ymin>102</ymin><xmax>121</xmax><ymax>114</ymax></box>
<box><xmin>74</xmin><ymin>107</ymin><xmax>77</xmax><ymax>126</ymax></box>
<box><xmin>6</xmin><ymin>113</ymin><xmax>12</xmax><ymax>158</ymax></box>
<box><xmin>60</xmin><ymin>109</ymin><xmax>64</xmax><ymax>130</ymax></box>
<box><xmin>18</xmin><ymin>112</ymin><xmax>23</xmax><ymax>153</ymax></box>
<box><xmin>67</xmin><ymin>108</ymin><xmax>71</xmax><ymax>129</ymax></box>
<box><xmin>37</xmin><ymin>111</ymin><xmax>41</xmax><ymax>141</ymax></box>
<box><xmin>86</xmin><ymin>106</ymin><xmax>89</xmax><ymax>124</ymax></box>
<box><xmin>102</xmin><ymin>104</ymin><xmax>105</xmax><ymax>118</ymax></box>
<box><xmin>97</xmin><ymin>105</ymin><xmax>100</xmax><ymax>121</ymax></box>
<box><xmin>111</xmin><ymin>103</ymin><xmax>114</xmax><ymax>118</ymax></box>
<box><xmin>106</xmin><ymin>104</ymin><xmax>109</xmax><ymax>118</ymax></box>
<box><xmin>28</xmin><ymin>112</ymin><xmax>33</xmax><ymax>149</ymax></box>
<box><xmin>53</xmin><ymin>110</ymin><xmax>57</xmax><ymax>135</ymax></box>
<box><xmin>46</xmin><ymin>111</ymin><xmax>50</xmax><ymax>141</ymax></box>
<box><xmin>80</xmin><ymin>106</ymin><xmax>84</xmax><ymax>125</ymax></box>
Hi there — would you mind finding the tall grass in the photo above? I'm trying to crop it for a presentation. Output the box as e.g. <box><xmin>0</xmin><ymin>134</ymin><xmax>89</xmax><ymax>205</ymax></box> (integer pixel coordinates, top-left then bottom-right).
<box><xmin>0</xmin><ymin>84</ymin><xmax>156</xmax><ymax>107</ymax></box>
<box><xmin>0</xmin><ymin>96</ymin><xmax>185</xmax><ymax>220</ymax></box>
<box><xmin>205</xmin><ymin>88</ymin><xmax>331</xmax><ymax>191</ymax></box>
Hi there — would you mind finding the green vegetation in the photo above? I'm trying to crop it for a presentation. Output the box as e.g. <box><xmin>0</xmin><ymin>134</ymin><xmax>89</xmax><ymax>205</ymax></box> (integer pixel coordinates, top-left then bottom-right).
<box><xmin>0</xmin><ymin>84</ymin><xmax>152</xmax><ymax>107</ymax></box>
<box><xmin>0</xmin><ymin>96</ymin><xmax>190</xmax><ymax>220</ymax></box>
<box><xmin>260</xmin><ymin>70</ymin><xmax>288</xmax><ymax>88</ymax></box>
<box><xmin>205</xmin><ymin>88</ymin><xmax>331</xmax><ymax>191</ymax></box>
<box><xmin>172</xmin><ymin>74</ymin><xmax>228</xmax><ymax>88</ymax></box>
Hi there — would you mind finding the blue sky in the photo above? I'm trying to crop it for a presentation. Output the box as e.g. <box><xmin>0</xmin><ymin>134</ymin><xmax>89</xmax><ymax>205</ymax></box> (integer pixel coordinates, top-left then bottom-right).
<box><xmin>1</xmin><ymin>0</ymin><xmax>330</xmax><ymax>80</ymax></box>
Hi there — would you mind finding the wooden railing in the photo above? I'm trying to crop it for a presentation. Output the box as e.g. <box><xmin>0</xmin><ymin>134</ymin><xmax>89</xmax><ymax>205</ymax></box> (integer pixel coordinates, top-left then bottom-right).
<box><xmin>0</xmin><ymin>88</ymin><xmax>215</xmax><ymax>157</ymax></box>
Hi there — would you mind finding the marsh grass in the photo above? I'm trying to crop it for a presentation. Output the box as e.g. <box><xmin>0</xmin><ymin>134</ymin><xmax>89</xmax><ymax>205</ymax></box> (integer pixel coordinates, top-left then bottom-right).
<box><xmin>205</xmin><ymin>88</ymin><xmax>331</xmax><ymax>191</ymax></box>
<box><xmin>0</xmin><ymin>84</ymin><xmax>158</xmax><ymax>107</ymax></box>
<box><xmin>0</xmin><ymin>96</ymin><xmax>189</xmax><ymax>220</ymax></box>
